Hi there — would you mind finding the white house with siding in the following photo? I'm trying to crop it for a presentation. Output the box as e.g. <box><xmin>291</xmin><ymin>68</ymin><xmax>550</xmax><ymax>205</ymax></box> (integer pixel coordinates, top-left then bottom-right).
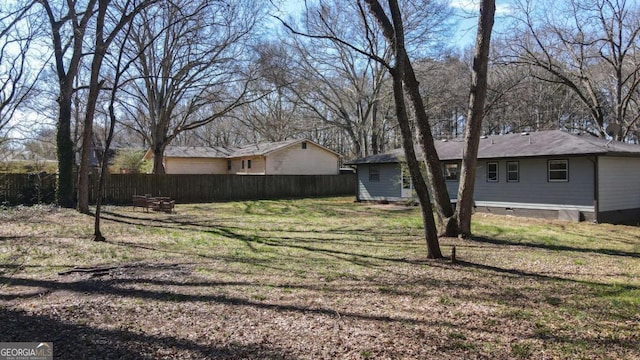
<box><xmin>347</xmin><ymin>130</ymin><xmax>640</xmax><ymax>224</ymax></box>
<box><xmin>143</xmin><ymin>139</ymin><xmax>341</xmax><ymax>175</ymax></box>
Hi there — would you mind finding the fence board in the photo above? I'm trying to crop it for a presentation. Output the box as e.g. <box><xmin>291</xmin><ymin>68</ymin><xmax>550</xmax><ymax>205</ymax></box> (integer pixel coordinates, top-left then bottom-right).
<box><xmin>90</xmin><ymin>174</ymin><xmax>356</xmax><ymax>204</ymax></box>
<box><xmin>2</xmin><ymin>173</ymin><xmax>355</xmax><ymax>206</ymax></box>
<box><xmin>0</xmin><ymin>173</ymin><xmax>57</xmax><ymax>205</ymax></box>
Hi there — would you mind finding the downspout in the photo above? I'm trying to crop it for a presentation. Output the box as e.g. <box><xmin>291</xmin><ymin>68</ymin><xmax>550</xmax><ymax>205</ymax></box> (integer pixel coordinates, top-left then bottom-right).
<box><xmin>263</xmin><ymin>156</ymin><xmax>267</xmax><ymax>175</ymax></box>
<box><xmin>593</xmin><ymin>156</ymin><xmax>599</xmax><ymax>223</ymax></box>
<box><xmin>355</xmin><ymin>165</ymin><xmax>360</xmax><ymax>201</ymax></box>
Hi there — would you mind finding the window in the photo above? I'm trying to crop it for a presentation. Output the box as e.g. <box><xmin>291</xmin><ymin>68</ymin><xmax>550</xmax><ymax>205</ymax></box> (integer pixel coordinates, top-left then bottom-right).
<box><xmin>444</xmin><ymin>163</ymin><xmax>459</xmax><ymax>181</ymax></box>
<box><xmin>486</xmin><ymin>162</ymin><xmax>498</xmax><ymax>182</ymax></box>
<box><xmin>248</xmin><ymin>159</ymin><xmax>252</xmax><ymax>169</ymax></box>
<box><xmin>241</xmin><ymin>160</ymin><xmax>245</xmax><ymax>169</ymax></box>
<box><xmin>301</xmin><ymin>142</ymin><xmax>307</xmax><ymax>149</ymax></box>
<box><xmin>507</xmin><ymin>161</ymin><xmax>519</xmax><ymax>182</ymax></box>
<box><xmin>548</xmin><ymin>159</ymin><xmax>568</xmax><ymax>182</ymax></box>
<box><xmin>227</xmin><ymin>160</ymin><xmax>231</xmax><ymax>171</ymax></box>
<box><xmin>369</xmin><ymin>165</ymin><xmax>380</xmax><ymax>182</ymax></box>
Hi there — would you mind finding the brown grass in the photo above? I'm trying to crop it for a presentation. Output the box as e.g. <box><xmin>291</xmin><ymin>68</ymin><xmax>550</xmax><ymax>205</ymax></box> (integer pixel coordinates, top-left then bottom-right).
<box><xmin>1</xmin><ymin>198</ymin><xmax>638</xmax><ymax>359</ymax></box>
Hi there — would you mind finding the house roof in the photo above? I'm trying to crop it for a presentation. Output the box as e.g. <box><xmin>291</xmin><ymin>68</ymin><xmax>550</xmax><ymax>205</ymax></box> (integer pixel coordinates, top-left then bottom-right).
<box><xmin>162</xmin><ymin>146</ymin><xmax>233</xmax><ymax>158</ymax></box>
<box><xmin>347</xmin><ymin>130</ymin><xmax>640</xmax><ymax>164</ymax></box>
<box><xmin>152</xmin><ymin>139</ymin><xmax>341</xmax><ymax>160</ymax></box>
<box><xmin>230</xmin><ymin>139</ymin><xmax>303</xmax><ymax>157</ymax></box>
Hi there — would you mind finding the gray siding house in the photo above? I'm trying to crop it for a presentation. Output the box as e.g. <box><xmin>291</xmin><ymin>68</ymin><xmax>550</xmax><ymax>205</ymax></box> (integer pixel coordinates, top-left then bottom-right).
<box><xmin>347</xmin><ymin>130</ymin><xmax>640</xmax><ymax>224</ymax></box>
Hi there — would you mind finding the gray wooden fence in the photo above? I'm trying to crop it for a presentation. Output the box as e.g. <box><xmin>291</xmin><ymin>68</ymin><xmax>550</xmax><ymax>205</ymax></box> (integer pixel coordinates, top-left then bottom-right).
<box><xmin>1</xmin><ymin>173</ymin><xmax>356</xmax><ymax>205</ymax></box>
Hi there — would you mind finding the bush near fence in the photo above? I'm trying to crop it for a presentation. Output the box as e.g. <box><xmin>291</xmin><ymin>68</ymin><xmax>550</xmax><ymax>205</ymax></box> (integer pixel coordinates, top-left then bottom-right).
<box><xmin>1</xmin><ymin>173</ymin><xmax>356</xmax><ymax>205</ymax></box>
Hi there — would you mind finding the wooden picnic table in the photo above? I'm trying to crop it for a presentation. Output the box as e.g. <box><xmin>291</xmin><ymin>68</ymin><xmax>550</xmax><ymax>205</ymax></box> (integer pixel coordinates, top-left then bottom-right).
<box><xmin>132</xmin><ymin>195</ymin><xmax>175</xmax><ymax>213</ymax></box>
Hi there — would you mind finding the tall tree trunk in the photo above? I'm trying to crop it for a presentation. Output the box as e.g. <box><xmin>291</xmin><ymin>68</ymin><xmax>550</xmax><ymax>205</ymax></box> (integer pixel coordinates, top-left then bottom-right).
<box><xmin>455</xmin><ymin>0</ymin><xmax>496</xmax><ymax>236</ymax></box>
<box><xmin>77</xmin><ymin>0</ymin><xmax>108</xmax><ymax>214</ymax></box>
<box><xmin>93</xmin><ymin>155</ymin><xmax>106</xmax><ymax>242</ymax></box>
<box><xmin>391</xmin><ymin>70</ymin><xmax>442</xmax><ymax>259</ymax></box>
<box><xmin>94</xmin><ymin>83</ymin><xmax>119</xmax><ymax>242</ymax></box>
<box><xmin>364</xmin><ymin>0</ymin><xmax>456</xmax><ymax>236</ymax></box>
<box><xmin>78</xmin><ymin>0</ymin><xmax>148</xmax><ymax>211</ymax></box>
<box><xmin>56</xmin><ymin>90</ymin><xmax>75</xmax><ymax>208</ymax></box>
<box><xmin>153</xmin><ymin>146</ymin><xmax>166</xmax><ymax>175</ymax></box>
<box><xmin>366</xmin><ymin>0</ymin><xmax>443</xmax><ymax>259</ymax></box>
<box><xmin>41</xmin><ymin>0</ymin><xmax>98</xmax><ymax>208</ymax></box>
<box><xmin>401</xmin><ymin>56</ymin><xmax>457</xmax><ymax>236</ymax></box>
<box><xmin>371</xmin><ymin>104</ymin><xmax>380</xmax><ymax>154</ymax></box>
<box><xmin>77</xmin><ymin>57</ymin><xmax>104</xmax><ymax>213</ymax></box>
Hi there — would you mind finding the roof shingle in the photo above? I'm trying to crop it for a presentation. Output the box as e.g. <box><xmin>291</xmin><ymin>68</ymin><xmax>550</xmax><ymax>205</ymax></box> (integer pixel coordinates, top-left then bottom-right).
<box><xmin>348</xmin><ymin>130</ymin><xmax>640</xmax><ymax>164</ymax></box>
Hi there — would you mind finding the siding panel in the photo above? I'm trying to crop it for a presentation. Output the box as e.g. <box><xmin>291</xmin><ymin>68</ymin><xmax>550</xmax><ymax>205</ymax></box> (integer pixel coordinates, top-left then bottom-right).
<box><xmin>165</xmin><ymin>158</ymin><xmax>227</xmax><ymax>174</ymax></box>
<box><xmin>598</xmin><ymin>157</ymin><xmax>640</xmax><ymax>211</ymax></box>
<box><xmin>266</xmin><ymin>142</ymin><xmax>339</xmax><ymax>175</ymax></box>
<box><xmin>357</xmin><ymin>164</ymin><xmax>402</xmax><ymax>200</ymax></box>
<box><xmin>449</xmin><ymin>157</ymin><xmax>595</xmax><ymax>209</ymax></box>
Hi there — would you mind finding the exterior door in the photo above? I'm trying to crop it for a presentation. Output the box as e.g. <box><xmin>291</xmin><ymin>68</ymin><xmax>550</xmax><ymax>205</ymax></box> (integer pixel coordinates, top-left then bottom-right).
<box><xmin>401</xmin><ymin>172</ymin><xmax>413</xmax><ymax>198</ymax></box>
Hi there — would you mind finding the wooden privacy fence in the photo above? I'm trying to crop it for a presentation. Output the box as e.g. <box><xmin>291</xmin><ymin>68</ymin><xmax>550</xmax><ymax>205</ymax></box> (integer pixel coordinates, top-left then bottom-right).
<box><xmin>92</xmin><ymin>174</ymin><xmax>356</xmax><ymax>204</ymax></box>
<box><xmin>0</xmin><ymin>173</ymin><xmax>57</xmax><ymax>205</ymax></box>
<box><xmin>1</xmin><ymin>173</ymin><xmax>356</xmax><ymax>205</ymax></box>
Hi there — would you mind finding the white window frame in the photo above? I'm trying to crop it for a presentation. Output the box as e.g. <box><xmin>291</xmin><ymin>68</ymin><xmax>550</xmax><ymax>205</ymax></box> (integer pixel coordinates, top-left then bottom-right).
<box><xmin>444</xmin><ymin>163</ymin><xmax>459</xmax><ymax>181</ymax></box>
<box><xmin>507</xmin><ymin>161</ymin><xmax>519</xmax><ymax>183</ymax></box>
<box><xmin>486</xmin><ymin>162</ymin><xmax>498</xmax><ymax>182</ymax></box>
<box><xmin>548</xmin><ymin>159</ymin><xmax>568</xmax><ymax>182</ymax></box>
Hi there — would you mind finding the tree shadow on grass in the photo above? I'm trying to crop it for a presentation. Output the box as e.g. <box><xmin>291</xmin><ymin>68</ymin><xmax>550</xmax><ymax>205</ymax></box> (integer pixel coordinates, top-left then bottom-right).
<box><xmin>469</xmin><ymin>235</ymin><xmax>640</xmax><ymax>258</ymax></box>
<box><xmin>100</xmin><ymin>210</ymin><xmax>424</xmax><ymax>244</ymax></box>
<box><xmin>0</xmin><ymin>235</ymin><xmax>32</xmax><ymax>242</ymax></box>
<box><xmin>446</xmin><ymin>259</ymin><xmax>640</xmax><ymax>292</ymax></box>
<box><xmin>0</xmin><ymin>275</ymin><xmax>433</xmax><ymax>326</ymax></box>
<box><xmin>0</xmin><ymin>307</ymin><xmax>296</xmax><ymax>360</ymax></box>
<box><xmin>98</xmin><ymin>211</ymin><xmax>426</xmax><ymax>272</ymax></box>
<box><xmin>100</xmin><ymin>211</ymin><xmax>638</xmax><ymax>292</ymax></box>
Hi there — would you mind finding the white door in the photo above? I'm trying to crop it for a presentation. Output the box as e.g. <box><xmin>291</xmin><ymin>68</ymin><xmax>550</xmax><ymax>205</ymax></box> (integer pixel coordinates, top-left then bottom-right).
<box><xmin>401</xmin><ymin>172</ymin><xmax>413</xmax><ymax>198</ymax></box>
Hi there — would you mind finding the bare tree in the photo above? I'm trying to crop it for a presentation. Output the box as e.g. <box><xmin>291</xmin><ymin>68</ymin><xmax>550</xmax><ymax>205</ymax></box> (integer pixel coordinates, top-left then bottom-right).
<box><xmin>121</xmin><ymin>0</ymin><xmax>265</xmax><ymax>174</ymax></box>
<box><xmin>231</xmin><ymin>41</ymin><xmax>306</xmax><ymax>142</ymax></box>
<box><xmin>505</xmin><ymin>0</ymin><xmax>640</xmax><ymax>139</ymax></box>
<box><xmin>76</xmin><ymin>0</ymin><xmax>156</xmax><ymax>213</ymax></box>
<box><xmin>39</xmin><ymin>0</ymin><xmax>99</xmax><ymax>207</ymax></box>
<box><xmin>282</xmin><ymin>1</ymin><xmax>394</xmax><ymax>159</ymax></box>
<box><xmin>364</xmin><ymin>0</ymin><xmax>444</xmax><ymax>258</ymax></box>
<box><xmin>455</xmin><ymin>0</ymin><xmax>496</xmax><ymax>237</ymax></box>
<box><xmin>482</xmin><ymin>59</ymin><xmax>585</xmax><ymax>134</ymax></box>
<box><xmin>281</xmin><ymin>0</ymin><xmax>458</xmax><ymax>246</ymax></box>
<box><xmin>356</xmin><ymin>0</ymin><xmax>458</xmax><ymax>235</ymax></box>
<box><xmin>415</xmin><ymin>55</ymin><xmax>469</xmax><ymax>139</ymax></box>
<box><xmin>0</xmin><ymin>1</ymin><xmax>42</xmax><ymax>147</ymax></box>
<box><xmin>283</xmin><ymin>0</ymin><xmax>453</xmax><ymax>159</ymax></box>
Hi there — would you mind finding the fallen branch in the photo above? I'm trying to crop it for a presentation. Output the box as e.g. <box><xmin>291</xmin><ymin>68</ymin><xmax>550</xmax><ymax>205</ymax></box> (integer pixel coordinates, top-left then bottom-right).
<box><xmin>58</xmin><ymin>266</ymin><xmax>119</xmax><ymax>276</ymax></box>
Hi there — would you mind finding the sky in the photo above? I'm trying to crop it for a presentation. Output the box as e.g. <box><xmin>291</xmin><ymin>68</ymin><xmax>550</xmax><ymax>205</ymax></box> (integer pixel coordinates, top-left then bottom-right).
<box><xmin>277</xmin><ymin>0</ymin><xmax>517</xmax><ymax>50</ymax></box>
<box><xmin>449</xmin><ymin>0</ymin><xmax>517</xmax><ymax>49</ymax></box>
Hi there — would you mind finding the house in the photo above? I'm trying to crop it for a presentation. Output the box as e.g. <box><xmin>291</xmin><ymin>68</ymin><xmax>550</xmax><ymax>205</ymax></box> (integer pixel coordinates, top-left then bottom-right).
<box><xmin>347</xmin><ymin>130</ymin><xmax>640</xmax><ymax>224</ymax></box>
<box><xmin>143</xmin><ymin>139</ymin><xmax>341</xmax><ymax>175</ymax></box>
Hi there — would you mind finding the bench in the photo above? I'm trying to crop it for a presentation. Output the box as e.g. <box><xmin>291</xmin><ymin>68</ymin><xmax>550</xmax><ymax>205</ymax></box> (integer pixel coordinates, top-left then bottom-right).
<box><xmin>149</xmin><ymin>197</ymin><xmax>175</xmax><ymax>213</ymax></box>
<box><xmin>132</xmin><ymin>195</ymin><xmax>175</xmax><ymax>213</ymax></box>
<box><xmin>132</xmin><ymin>195</ymin><xmax>152</xmax><ymax>212</ymax></box>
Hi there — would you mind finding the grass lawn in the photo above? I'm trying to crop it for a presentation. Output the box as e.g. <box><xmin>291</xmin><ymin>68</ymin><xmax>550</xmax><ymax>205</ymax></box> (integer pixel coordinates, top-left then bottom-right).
<box><xmin>1</xmin><ymin>197</ymin><xmax>638</xmax><ymax>359</ymax></box>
